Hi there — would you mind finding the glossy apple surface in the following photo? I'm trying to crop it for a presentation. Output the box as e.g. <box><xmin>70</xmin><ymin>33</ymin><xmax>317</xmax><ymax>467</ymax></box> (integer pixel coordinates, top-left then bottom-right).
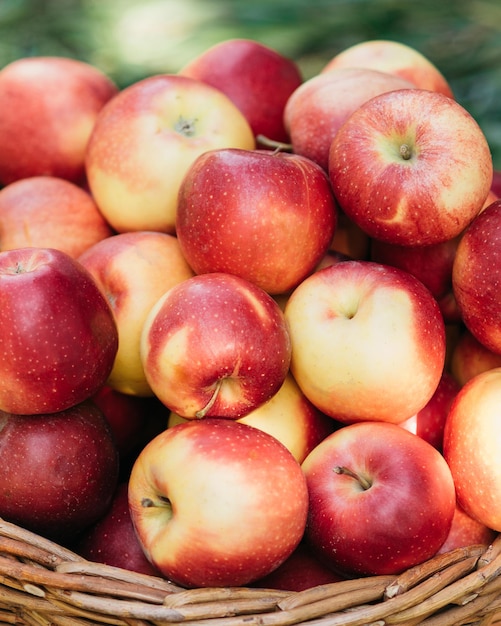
<box><xmin>86</xmin><ymin>74</ymin><xmax>255</xmax><ymax>234</ymax></box>
<box><xmin>450</xmin><ymin>329</ymin><xmax>501</xmax><ymax>387</ymax></box>
<box><xmin>0</xmin><ymin>247</ymin><xmax>118</xmax><ymax>415</ymax></box>
<box><xmin>436</xmin><ymin>503</ymin><xmax>496</xmax><ymax>555</ymax></box>
<box><xmin>284</xmin><ymin>260</ymin><xmax>446</xmax><ymax>424</ymax></box>
<box><xmin>329</xmin><ymin>89</ymin><xmax>492</xmax><ymax>246</ymax></box>
<box><xmin>176</xmin><ymin>148</ymin><xmax>337</xmax><ymax>294</ymax></box>
<box><xmin>128</xmin><ymin>418</ymin><xmax>309</xmax><ymax>587</ymax></box>
<box><xmin>302</xmin><ymin>421</ymin><xmax>456</xmax><ymax>576</ymax></box>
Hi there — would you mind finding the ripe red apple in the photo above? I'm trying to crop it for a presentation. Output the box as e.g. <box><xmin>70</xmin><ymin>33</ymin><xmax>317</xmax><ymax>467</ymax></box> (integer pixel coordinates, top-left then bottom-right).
<box><xmin>284</xmin><ymin>260</ymin><xmax>446</xmax><ymax>424</ymax></box>
<box><xmin>0</xmin><ymin>176</ymin><xmax>114</xmax><ymax>257</ymax></box>
<box><xmin>492</xmin><ymin>170</ymin><xmax>501</xmax><ymax>197</ymax></box>
<box><xmin>302</xmin><ymin>421</ymin><xmax>456</xmax><ymax>576</ymax></box>
<box><xmin>329</xmin><ymin>88</ymin><xmax>493</xmax><ymax>246</ymax></box>
<box><xmin>179</xmin><ymin>38</ymin><xmax>302</xmax><ymax>144</ymax></box>
<box><xmin>0</xmin><ymin>56</ymin><xmax>118</xmax><ymax>185</ymax></box>
<box><xmin>0</xmin><ymin>247</ymin><xmax>118</xmax><ymax>415</ymax></box>
<box><xmin>85</xmin><ymin>74</ymin><xmax>255</xmax><ymax>234</ymax></box>
<box><xmin>176</xmin><ymin>148</ymin><xmax>337</xmax><ymax>294</ymax></box>
<box><xmin>443</xmin><ymin>367</ymin><xmax>501</xmax><ymax>531</ymax></box>
<box><xmin>450</xmin><ymin>329</ymin><xmax>501</xmax><ymax>387</ymax></box>
<box><xmin>452</xmin><ymin>200</ymin><xmax>501</xmax><ymax>354</ymax></box>
<box><xmin>0</xmin><ymin>400</ymin><xmax>119</xmax><ymax>541</ymax></box>
<box><xmin>140</xmin><ymin>272</ymin><xmax>291</xmax><ymax>419</ymax></box>
<box><xmin>128</xmin><ymin>417</ymin><xmax>309</xmax><ymax>588</ymax></box>
<box><xmin>284</xmin><ymin>67</ymin><xmax>415</xmax><ymax>171</ymax></box>
<box><xmin>321</xmin><ymin>39</ymin><xmax>454</xmax><ymax>98</ymax></box>
<box><xmin>436</xmin><ymin>503</ymin><xmax>496</xmax><ymax>556</ymax></box>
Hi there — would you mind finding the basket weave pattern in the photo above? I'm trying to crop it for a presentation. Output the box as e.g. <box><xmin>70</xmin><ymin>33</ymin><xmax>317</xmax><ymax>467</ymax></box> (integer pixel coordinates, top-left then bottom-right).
<box><xmin>1</xmin><ymin>518</ymin><xmax>501</xmax><ymax>626</ymax></box>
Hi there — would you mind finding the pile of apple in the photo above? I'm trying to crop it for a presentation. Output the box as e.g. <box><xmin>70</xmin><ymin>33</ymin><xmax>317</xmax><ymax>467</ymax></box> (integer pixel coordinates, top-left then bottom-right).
<box><xmin>1</xmin><ymin>37</ymin><xmax>501</xmax><ymax>592</ymax></box>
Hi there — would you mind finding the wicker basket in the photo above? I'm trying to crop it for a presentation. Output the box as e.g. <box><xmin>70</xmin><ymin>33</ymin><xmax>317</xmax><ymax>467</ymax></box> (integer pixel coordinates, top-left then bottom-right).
<box><xmin>2</xmin><ymin>518</ymin><xmax>501</xmax><ymax>626</ymax></box>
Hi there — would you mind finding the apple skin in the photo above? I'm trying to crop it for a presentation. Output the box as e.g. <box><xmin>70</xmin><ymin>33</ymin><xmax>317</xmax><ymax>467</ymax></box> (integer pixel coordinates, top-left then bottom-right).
<box><xmin>321</xmin><ymin>39</ymin><xmax>454</xmax><ymax>98</ymax></box>
<box><xmin>78</xmin><ymin>231</ymin><xmax>195</xmax><ymax>396</ymax></box>
<box><xmin>284</xmin><ymin>260</ymin><xmax>446</xmax><ymax>424</ymax></box>
<box><xmin>0</xmin><ymin>247</ymin><xmax>118</xmax><ymax>415</ymax></box>
<box><xmin>450</xmin><ymin>329</ymin><xmax>501</xmax><ymax>387</ymax></box>
<box><xmin>443</xmin><ymin>367</ymin><xmax>501</xmax><ymax>531</ymax></box>
<box><xmin>0</xmin><ymin>176</ymin><xmax>114</xmax><ymax>258</ymax></box>
<box><xmin>176</xmin><ymin>148</ymin><xmax>337</xmax><ymax>295</ymax></box>
<box><xmin>85</xmin><ymin>74</ymin><xmax>255</xmax><ymax>234</ymax></box>
<box><xmin>179</xmin><ymin>38</ymin><xmax>302</xmax><ymax>144</ymax></box>
<box><xmin>0</xmin><ymin>56</ymin><xmax>118</xmax><ymax>185</ymax></box>
<box><xmin>284</xmin><ymin>67</ymin><xmax>415</xmax><ymax>172</ymax></box>
<box><xmin>141</xmin><ymin>272</ymin><xmax>291</xmax><ymax>419</ymax></box>
<box><xmin>128</xmin><ymin>417</ymin><xmax>309</xmax><ymax>588</ymax></box>
<box><xmin>302</xmin><ymin>421</ymin><xmax>456</xmax><ymax>576</ymax></box>
<box><xmin>329</xmin><ymin>88</ymin><xmax>493</xmax><ymax>246</ymax></box>
<box><xmin>436</xmin><ymin>503</ymin><xmax>496</xmax><ymax>556</ymax></box>
<box><xmin>452</xmin><ymin>200</ymin><xmax>501</xmax><ymax>355</ymax></box>
<box><xmin>0</xmin><ymin>400</ymin><xmax>119</xmax><ymax>541</ymax></box>
<box><xmin>492</xmin><ymin>170</ymin><xmax>501</xmax><ymax>197</ymax></box>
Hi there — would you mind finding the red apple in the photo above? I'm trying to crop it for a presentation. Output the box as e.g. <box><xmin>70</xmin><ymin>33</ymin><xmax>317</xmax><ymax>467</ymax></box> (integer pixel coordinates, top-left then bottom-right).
<box><xmin>0</xmin><ymin>247</ymin><xmax>118</xmax><ymax>415</ymax></box>
<box><xmin>0</xmin><ymin>56</ymin><xmax>118</xmax><ymax>185</ymax></box>
<box><xmin>284</xmin><ymin>67</ymin><xmax>415</xmax><ymax>171</ymax></box>
<box><xmin>302</xmin><ymin>421</ymin><xmax>456</xmax><ymax>576</ymax></box>
<box><xmin>450</xmin><ymin>328</ymin><xmax>501</xmax><ymax>387</ymax></box>
<box><xmin>436</xmin><ymin>504</ymin><xmax>496</xmax><ymax>556</ymax></box>
<box><xmin>0</xmin><ymin>400</ymin><xmax>119</xmax><ymax>541</ymax></box>
<box><xmin>329</xmin><ymin>88</ymin><xmax>493</xmax><ymax>246</ymax></box>
<box><xmin>0</xmin><ymin>176</ymin><xmax>114</xmax><ymax>257</ymax></box>
<box><xmin>443</xmin><ymin>367</ymin><xmax>501</xmax><ymax>531</ymax></box>
<box><xmin>128</xmin><ymin>417</ymin><xmax>309</xmax><ymax>588</ymax></box>
<box><xmin>179</xmin><ymin>38</ymin><xmax>302</xmax><ymax>144</ymax></box>
<box><xmin>140</xmin><ymin>272</ymin><xmax>291</xmax><ymax>419</ymax></box>
<box><xmin>176</xmin><ymin>148</ymin><xmax>337</xmax><ymax>295</ymax></box>
<box><xmin>492</xmin><ymin>170</ymin><xmax>501</xmax><ymax>197</ymax></box>
<box><xmin>321</xmin><ymin>39</ymin><xmax>454</xmax><ymax>98</ymax></box>
<box><xmin>284</xmin><ymin>260</ymin><xmax>446</xmax><ymax>424</ymax></box>
<box><xmin>85</xmin><ymin>74</ymin><xmax>255</xmax><ymax>234</ymax></box>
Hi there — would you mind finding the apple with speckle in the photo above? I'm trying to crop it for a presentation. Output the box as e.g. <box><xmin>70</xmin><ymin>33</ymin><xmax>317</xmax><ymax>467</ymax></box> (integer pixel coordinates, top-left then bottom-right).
<box><xmin>450</xmin><ymin>329</ymin><xmax>501</xmax><ymax>387</ymax></box>
<box><xmin>436</xmin><ymin>503</ymin><xmax>496</xmax><ymax>555</ymax></box>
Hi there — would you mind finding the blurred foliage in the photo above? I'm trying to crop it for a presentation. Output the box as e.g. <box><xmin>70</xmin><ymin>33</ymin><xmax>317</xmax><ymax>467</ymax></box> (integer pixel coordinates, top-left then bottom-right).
<box><xmin>0</xmin><ymin>0</ymin><xmax>500</xmax><ymax>166</ymax></box>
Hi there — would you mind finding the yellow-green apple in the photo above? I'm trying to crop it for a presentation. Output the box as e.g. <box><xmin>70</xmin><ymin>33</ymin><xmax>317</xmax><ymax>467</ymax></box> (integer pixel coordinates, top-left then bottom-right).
<box><xmin>436</xmin><ymin>503</ymin><xmax>496</xmax><ymax>556</ymax></box>
<box><xmin>168</xmin><ymin>373</ymin><xmax>337</xmax><ymax>463</ymax></box>
<box><xmin>140</xmin><ymin>272</ymin><xmax>291</xmax><ymax>419</ymax></box>
<box><xmin>0</xmin><ymin>247</ymin><xmax>118</xmax><ymax>415</ymax></box>
<box><xmin>284</xmin><ymin>67</ymin><xmax>415</xmax><ymax>171</ymax></box>
<box><xmin>179</xmin><ymin>38</ymin><xmax>302</xmax><ymax>144</ymax></box>
<box><xmin>128</xmin><ymin>417</ymin><xmax>309</xmax><ymax>587</ymax></box>
<box><xmin>78</xmin><ymin>231</ymin><xmax>194</xmax><ymax>396</ymax></box>
<box><xmin>302</xmin><ymin>421</ymin><xmax>456</xmax><ymax>576</ymax></box>
<box><xmin>450</xmin><ymin>329</ymin><xmax>501</xmax><ymax>387</ymax></box>
<box><xmin>284</xmin><ymin>260</ymin><xmax>446</xmax><ymax>424</ymax></box>
<box><xmin>85</xmin><ymin>74</ymin><xmax>255</xmax><ymax>234</ymax></box>
<box><xmin>176</xmin><ymin>148</ymin><xmax>337</xmax><ymax>295</ymax></box>
<box><xmin>398</xmin><ymin>371</ymin><xmax>460</xmax><ymax>450</ymax></box>
<box><xmin>329</xmin><ymin>88</ymin><xmax>493</xmax><ymax>246</ymax></box>
<box><xmin>443</xmin><ymin>367</ymin><xmax>501</xmax><ymax>530</ymax></box>
<box><xmin>0</xmin><ymin>56</ymin><xmax>118</xmax><ymax>186</ymax></box>
<box><xmin>0</xmin><ymin>176</ymin><xmax>114</xmax><ymax>258</ymax></box>
<box><xmin>0</xmin><ymin>400</ymin><xmax>119</xmax><ymax>541</ymax></box>
<box><xmin>452</xmin><ymin>200</ymin><xmax>501</xmax><ymax>354</ymax></box>
<box><xmin>321</xmin><ymin>39</ymin><xmax>454</xmax><ymax>97</ymax></box>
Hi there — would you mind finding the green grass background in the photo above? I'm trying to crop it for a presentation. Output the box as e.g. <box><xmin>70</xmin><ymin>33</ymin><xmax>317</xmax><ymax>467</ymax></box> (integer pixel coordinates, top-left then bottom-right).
<box><xmin>1</xmin><ymin>0</ymin><xmax>500</xmax><ymax>168</ymax></box>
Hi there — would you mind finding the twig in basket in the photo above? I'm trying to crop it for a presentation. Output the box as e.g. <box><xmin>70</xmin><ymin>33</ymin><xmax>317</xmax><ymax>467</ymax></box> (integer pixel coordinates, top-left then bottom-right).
<box><xmin>478</xmin><ymin>535</ymin><xmax>501</xmax><ymax>569</ymax></box>
<box><xmin>163</xmin><ymin>586</ymin><xmax>291</xmax><ymax>608</ymax></box>
<box><xmin>0</xmin><ymin>519</ymin><xmax>80</xmax><ymax>564</ymax></box>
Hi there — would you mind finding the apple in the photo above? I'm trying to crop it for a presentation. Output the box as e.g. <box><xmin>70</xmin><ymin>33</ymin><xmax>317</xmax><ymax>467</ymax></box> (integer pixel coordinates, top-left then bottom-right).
<box><xmin>492</xmin><ymin>170</ymin><xmax>501</xmax><ymax>197</ymax></box>
<box><xmin>0</xmin><ymin>400</ymin><xmax>119</xmax><ymax>541</ymax></box>
<box><xmin>436</xmin><ymin>503</ymin><xmax>496</xmax><ymax>556</ymax></box>
<box><xmin>450</xmin><ymin>328</ymin><xmax>501</xmax><ymax>387</ymax></box>
<box><xmin>328</xmin><ymin>88</ymin><xmax>493</xmax><ymax>246</ymax></box>
<box><xmin>329</xmin><ymin>208</ymin><xmax>370</xmax><ymax>260</ymax></box>
<box><xmin>176</xmin><ymin>148</ymin><xmax>337</xmax><ymax>294</ymax></box>
<box><xmin>179</xmin><ymin>38</ymin><xmax>302</xmax><ymax>144</ymax></box>
<box><xmin>302</xmin><ymin>421</ymin><xmax>456</xmax><ymax>576</ymax></box>
<box><xmin>128</xmin><ymin>417</ymin><xmax>309</xmax><ymax>588</ymax></box>
<box><xmin>140</xmin><ymin>272</ymin><xmax>291</xmax><ymax>419</ymax></box>
<box><xmin>0</xmin><ymin>56</ymin><xmax>118</xmax><ymax>186</ymax></box>
<box><xmin>78</xmin><ymin>231</ymin><xmax>195</xmax><ymax>396</ymax></box>
<box><xmin>320</xmin><ymin>39</ymin><xmax>454</xmax><ymax>98</ymax></box>
<box><xmin>75</xmin><ymin>482</ymin><xmax>162</xmax><ymax>576</ymax></box>
<box><xmin>453</xmin><ymin>200</ymin><xmax>501</xmax><ymax>354</ymax></box>
<box><xmin>284</xmin><ymin>260</ymin><xmax>446</xmax><ymax>424</ymax></box>
<box><xmin>0</xmin><ymin>176</ymin><xmax>114</xmax><ymax>258</ymax></box>
<box><xmin>85</xmin><ymin>74</ymin><xmax>255</xmax><ymax>234</ymax></box>
<box><xmin>283</xmin><ymin>67</ymin><xmax>415</xmax><ymax>171</ymax></box>
<box><xmin>0</xmin><ymin>247</ymin><xmax>118</xmax><ymax>415</ymax></box>
<box><xmin>443</xmin><ymin>367</ymin><xmax>501</xmax><ymax>531</ymax></box>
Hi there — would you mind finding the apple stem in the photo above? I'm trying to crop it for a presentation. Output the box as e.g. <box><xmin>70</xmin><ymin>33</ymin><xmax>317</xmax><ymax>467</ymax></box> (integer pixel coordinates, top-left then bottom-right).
<box><xmin>256</xmin><ymin>134</ymin><xmax>293</xmax><ymax>154</ymax></box>
<box><xmin>195</xmin><ymin>378</ymin><xmax>223</xmax><ymax>418</ymax></box>
<box><xmin>333</xmin><ymin>465</ymin><xmax>372</xmax><ymax>491</ymax></box>
<box><xmin>399</xmin><ymin>143</ymin><xmax>413</xmax><ymax>160</ymax></box>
